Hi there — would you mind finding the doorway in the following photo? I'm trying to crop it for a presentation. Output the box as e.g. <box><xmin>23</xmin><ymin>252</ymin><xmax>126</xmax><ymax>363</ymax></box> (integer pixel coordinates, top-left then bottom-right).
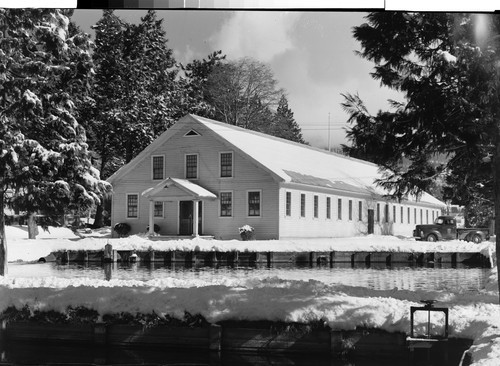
<box><xmin>368</xmin><ymin>209</ymin><xmax>374</xmax><ymax>234</ymax></box>
<box><xmin>179</xmin><ymin>201</ymin><xmax>202</xmax><ymax>235</ymax></box>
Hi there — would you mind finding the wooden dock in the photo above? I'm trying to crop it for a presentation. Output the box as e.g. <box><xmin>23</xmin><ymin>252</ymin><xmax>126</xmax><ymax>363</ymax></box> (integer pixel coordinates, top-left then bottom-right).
<box><xmin>44</xmin><ymin>247</ymin><xmax>490</xmax><ymax>267</ymax></box>
<box><xmin>0</xmin><ymin>321</ymin><xmax>473</xmax><ymax>363</ymax></box>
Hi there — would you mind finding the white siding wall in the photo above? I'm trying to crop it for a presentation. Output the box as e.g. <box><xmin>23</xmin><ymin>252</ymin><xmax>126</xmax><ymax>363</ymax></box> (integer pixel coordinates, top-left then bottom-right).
<box><xmin>278</xmin><ymin>186</ymin><xmax>443</xmax><ymax>239</ymax></box>
<box><xmin>112</xmin><ymin>119</ymin><xmax>280</xmax><ymax>239</ymax></box>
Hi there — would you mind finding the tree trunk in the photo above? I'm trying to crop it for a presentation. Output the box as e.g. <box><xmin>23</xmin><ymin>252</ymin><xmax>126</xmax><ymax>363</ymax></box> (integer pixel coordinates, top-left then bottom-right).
<box><xmin>0</xmin><ymin>190</ymin><xmax>7</xmax><ymax>276</ymax></box>
<box><xmin>494</xmin><ymin>128</ymin><xmax>500</xmax><ymax>304</ymax></box>
<box><xmin>93</xmin><ymin>204</ymin><xmax>104</xmax><ymax>228</ymax></box>
<box><xmin>27</xmin><ymin>212</ymin><xmax>38</xmax><ymax>239</ymax></box>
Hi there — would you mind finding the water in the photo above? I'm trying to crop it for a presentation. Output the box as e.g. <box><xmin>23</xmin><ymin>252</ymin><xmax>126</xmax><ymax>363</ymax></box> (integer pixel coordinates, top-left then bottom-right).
<box><xmin>8</xmin><ymin>261</ymin><xmax>491</xmax><ymax>292</ymax></box>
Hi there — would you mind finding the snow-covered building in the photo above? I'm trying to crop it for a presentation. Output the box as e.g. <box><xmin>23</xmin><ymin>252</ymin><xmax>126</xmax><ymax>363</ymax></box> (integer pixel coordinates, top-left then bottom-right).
<box><xmin>107</xmin><ymin>114</ymin><xmax>445</xmax><ymax>239</ymax></box>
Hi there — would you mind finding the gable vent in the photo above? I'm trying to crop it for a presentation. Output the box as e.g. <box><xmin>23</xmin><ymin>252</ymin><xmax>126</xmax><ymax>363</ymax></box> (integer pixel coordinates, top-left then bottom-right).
<box><xmin>184</xmin><ymin>129</ymin><xmax>200</xmax><ymax>137</ymax></box>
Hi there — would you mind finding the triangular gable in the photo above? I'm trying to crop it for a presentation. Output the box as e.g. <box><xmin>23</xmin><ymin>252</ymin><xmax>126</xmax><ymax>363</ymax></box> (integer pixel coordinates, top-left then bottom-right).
<box><xmin>107</xmin><ymin>115</ymin><xmax>199</xmax><ymax>184</ymax></box>
<box><xmin>142</xmin><ymin>177</ymin><xmax>217</xmax><ymax>201</ymax></box>
<box><xmin>184</xmin><ymin>129</ymin><xmax>201</xmax><ymax>136</ymax></box>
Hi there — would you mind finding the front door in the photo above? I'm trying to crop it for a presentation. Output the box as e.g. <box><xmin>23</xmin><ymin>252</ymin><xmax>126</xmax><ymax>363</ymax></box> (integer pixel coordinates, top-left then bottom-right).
<box><xmin>367</xmin><ymin>209</ymin><xmax>374</xmax><ymax>234</ymax></box>
<box><xmin>179</xmin><ymin>201</ymin><xmax>202</xmax><ymax>235</ymax></box>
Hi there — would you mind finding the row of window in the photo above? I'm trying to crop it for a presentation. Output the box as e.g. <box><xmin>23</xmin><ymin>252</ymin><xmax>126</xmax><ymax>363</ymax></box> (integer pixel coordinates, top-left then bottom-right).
<box><xmin>375</xmin><ymin>203</ymin><xmax>440</xmax><ymax>225</ymax></box>
<box><xmin>151</xmin><ymin>152</ymin><xmax>234</xmax><ymax>180</ymax></box>
<box><xmin>127</xmin><ymin>191</ymin><xmax>439</xmax><ymax>224</ymax></box>
<box><xmin>285</xmin><ymin>192</ymin><xmax>440</xmax><ymax>224</ymax></box>
<box><xmin>126</xmin><ymin>191</ymin><xmax>262</xmax><ymax>219</ymax></box>
<box><xmin>219</xmin><ymin>191</ymin><xmax>261</xmax><ymax>217</ymax></box>
<box><xmin>127</xmin><ymin>194</ymin><xmax>165</xmax><ymax>218</ymax></box>
<box><xmin>287</xmin><ymin>193</ymin><xmax>361</xmax><ymax>221</ymax></box>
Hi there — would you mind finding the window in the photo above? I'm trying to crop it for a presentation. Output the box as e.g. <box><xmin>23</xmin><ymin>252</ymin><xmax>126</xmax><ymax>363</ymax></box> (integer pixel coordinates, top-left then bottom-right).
<box><xmin>393</xmin><ymin>206</ymin><xmax>396</xmax><ymax>223</ymax></box>
<box><xmin>432</xmin><ymin>210</ymin><xmax>435</xmax><ymax>222</ymax></box>
<box><xmin>377</xmin><ymin>203</ymin><xmax>380</xmax><ymax>222</ymax></box>
<box><xmin>300</xmin><ymin>194</ymin><xmax>306</xmax><ymax>217</ymax></box>
<box><xmin>220</xmin><ymin>192</ymin><xmax>232</xmax><ymax>217</ymax></box>
<box><xmin>385</xmin><ymin>204</ymin><xmax>389</xmax><ymax>223</ymax></box>
<box><xmin>420</xmin><ymin>209</ymin><xmax>423</xmax><ymax>224</ymax></box>
<box><xmin>248</xmin><ymin>191</ymin><xmax>261</xmax><ymax>216</ymax></box>
<box><xmin>184</xmin><ymin>129</ymin><xmax>200</xmax><ymax>137</ymax></box>
<box><xmin>358</xmin><ymin>201</ymin><xmax>362</xmax><ymax>221</ymax></box>
<box><xmin>326</xmin><ymin>197</ymin><xmax>331</xmax><ymax>219</ymax></box>
<box><xmin>314</xmin><ymin>195</ymin><xmax>319</xmax><ymax>218</ymax></box>
<box><xmin>127</xmin><ymin>194</ymin><xmax>138</xmax><ymax>218</ymax></box>
<box><xmin>154</xmin><ymin>201</ymin><xmax>163</xmax><ymax>217</ymax></box>
<box><xmin>408</xmin><ymin>207</ymin><xmax>411</xmax><ymax>224</ymax></box>
<box><xmin>338</xmin><ymin>198</ymin><xmax>342</xmax><ymax>220</ymax></box>
<box><xmin>152</xmin><ymin>155</ymin><xmax>164</xmax><ymax>180</ymax></box>
<box><xmin>414</xmin><ymin>208</ymin><xmax>417</xmax><ymax>224</ymax></box>
<box><xmin>349</xmin><ymin>200</ymin><xmax>353</xmax><ymax>220</ymax></box>
<box><xmin>220</xmin><ymin>152</ymin><xmax>233</xmax><ymax>178</ymax></box>
<box><xmin>401</xmin><ymin>206</ymin><xmax>404</xmax><ymax>224</ymax></box>
<box><xmin>426</xmin><ymin>210</ymin><xmax>429</xmax><ymax>224</ymax></box>
<box><xmin>185</xmin><ymin>154</ymin><xmax>198</xmax><ymax>179</ymax></box>
<box><xmin>286</xmin><ymin>192</ymin><xmax>292</xmax><ymax>216</ymax></box>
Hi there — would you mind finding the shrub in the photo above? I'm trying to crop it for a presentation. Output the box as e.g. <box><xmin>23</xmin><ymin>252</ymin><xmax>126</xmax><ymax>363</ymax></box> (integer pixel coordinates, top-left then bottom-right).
<box><xmin>113</xmin><ymin>222</ymin><xmax>131</xmax><ymax>237</ymax></box>
<box><xmin>238</xmin><ymin>225</ymin><xmax>255</xmax><ymax>241</ymax></box>
<box><xmin>146</xmin><ymin>224</ymin><xmax>160</xmax><ymax>234</ymax></box>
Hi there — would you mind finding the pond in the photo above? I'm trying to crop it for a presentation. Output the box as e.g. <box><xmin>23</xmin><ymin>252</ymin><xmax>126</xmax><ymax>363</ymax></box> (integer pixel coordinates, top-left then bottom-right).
<box><xmin>8</xmin><ymin>261</ymin><xmax>491</xmax><ymax>292</ymax></box>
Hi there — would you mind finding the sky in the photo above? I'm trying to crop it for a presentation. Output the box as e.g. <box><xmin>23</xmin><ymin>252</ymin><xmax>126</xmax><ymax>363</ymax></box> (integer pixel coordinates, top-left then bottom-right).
<box><xmin>72</xmin><ymin>10</ymin><xmax>404</xmax><ymax>150</ymax></box>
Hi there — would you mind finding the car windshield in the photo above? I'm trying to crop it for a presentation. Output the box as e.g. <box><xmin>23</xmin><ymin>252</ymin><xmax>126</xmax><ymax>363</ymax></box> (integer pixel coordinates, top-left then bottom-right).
<box><xmin>435</xmin><ymin>218</ymin><xmax>444</xmax><ymax>224</ymax></box>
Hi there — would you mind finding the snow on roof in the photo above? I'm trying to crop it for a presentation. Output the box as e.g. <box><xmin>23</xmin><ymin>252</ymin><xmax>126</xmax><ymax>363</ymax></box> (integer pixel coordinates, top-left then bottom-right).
<box><xmin>142</xmin><ymin>177</ymin><xmax>217</xmax><ymax>200</ymax></box>
<box><xmin>190</xmin><ymin>115</ymin><xmax>445</xmax><ymax>207</ymax></box>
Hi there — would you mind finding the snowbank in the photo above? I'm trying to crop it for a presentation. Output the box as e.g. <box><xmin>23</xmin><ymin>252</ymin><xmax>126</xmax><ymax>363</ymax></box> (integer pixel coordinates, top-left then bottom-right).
<box><xmin>5</xmin><ymin>225</ymin><xmax>496</xmax><ymax>264</ymax></box>
<box><xmin>2</xmin><ymin>225</ymin><xmax>500</xmax><ymax>365</ymax></box>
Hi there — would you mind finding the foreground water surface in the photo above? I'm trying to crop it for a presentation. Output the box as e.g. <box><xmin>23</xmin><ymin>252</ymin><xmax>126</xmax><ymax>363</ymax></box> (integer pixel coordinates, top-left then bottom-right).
<box><xmin>8</xmin><ymin>260</ymin><xmax>490</xmax><ymax>292</ymax></box>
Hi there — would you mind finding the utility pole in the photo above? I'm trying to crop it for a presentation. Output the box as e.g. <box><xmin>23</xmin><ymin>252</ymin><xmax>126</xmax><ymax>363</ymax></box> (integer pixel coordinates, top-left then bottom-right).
<box><xmin>328</xmin><ymin>112</ymin><xmax>331</xmax><ymax>152</ymax></box>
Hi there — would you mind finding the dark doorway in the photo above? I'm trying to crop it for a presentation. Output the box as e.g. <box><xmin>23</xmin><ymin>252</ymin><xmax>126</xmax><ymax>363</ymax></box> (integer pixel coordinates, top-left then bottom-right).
<box><xmin>179</xmin><ymin>201</ymin><xmax>202</xmax><ymax>235</ymax></box>
<box><xmin>368</xmin><ymin>209</ymin><xmax>375</xmax><ymax>234</ymax></box>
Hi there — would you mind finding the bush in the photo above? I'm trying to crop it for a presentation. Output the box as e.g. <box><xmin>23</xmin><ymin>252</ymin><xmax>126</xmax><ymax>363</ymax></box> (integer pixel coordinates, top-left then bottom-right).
<box><xmin>238</xmin><ymin>225</ymin><xmax>255</xmax><ymax>241</ymax></box>
<box><xmin>146</xmin><ymin>224</ymin><xmax>160</xmax><ymax>234</ymax></box>
<box><xmin>113</xmin><ymin>222</ymin><xmax>131</xmax><ymax>237</ymax></box>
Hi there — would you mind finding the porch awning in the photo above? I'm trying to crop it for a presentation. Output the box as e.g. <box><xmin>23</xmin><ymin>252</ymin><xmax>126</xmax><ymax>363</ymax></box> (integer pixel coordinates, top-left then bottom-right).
<box><xmin>142</xmin><ymin>177</ymin><xmax>217</xmax><ymax>201</ymax></box>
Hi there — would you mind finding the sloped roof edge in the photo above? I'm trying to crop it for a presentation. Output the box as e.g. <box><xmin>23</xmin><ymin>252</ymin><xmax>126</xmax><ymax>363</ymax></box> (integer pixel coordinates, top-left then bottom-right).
<box><xmin>107</xmin><ymin>115</ymin><xmax>198</xmax><ymax>184</ymax></box>
<box><xmin>142</xmin><ymin>177</ymin><xmax>217</xmax><ymax>200</ymax></box>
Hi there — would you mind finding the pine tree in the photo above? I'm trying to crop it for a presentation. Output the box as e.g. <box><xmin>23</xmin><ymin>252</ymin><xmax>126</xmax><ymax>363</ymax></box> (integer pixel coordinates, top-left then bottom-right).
<box><xmin>0</xmin><ymin>9</ymin><xmax>111</xmax><ymax>273</ymax></box>
<box><xmin>89</xmin><ymin>10</ymin><xmax>181</xmax><ymax>173</ymax></box>
<box><xmin>271</xmin><ymin>95</ymin><xmax>305</xmax><ymax>144</ymax></box>
<box><xmin>342</xmin><ymin>12</ymin><xmax>500</xmax><ymax>301</ymax></box>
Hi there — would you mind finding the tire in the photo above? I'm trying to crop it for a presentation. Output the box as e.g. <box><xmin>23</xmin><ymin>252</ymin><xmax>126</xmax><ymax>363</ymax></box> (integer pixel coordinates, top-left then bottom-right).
<box><xmin>426</xmin><ymin>234</ymin><xmax>438</xmax><ymax>242</ymax></box>
<box><xmin>471</xmin><ymin>234</ymin><xmax>482</xmax><ymax>244</ymax></box>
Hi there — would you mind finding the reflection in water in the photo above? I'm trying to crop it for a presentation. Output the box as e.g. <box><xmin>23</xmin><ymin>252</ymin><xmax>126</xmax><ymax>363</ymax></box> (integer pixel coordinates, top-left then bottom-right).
<box><xmin>8</xmin><ymin>260</ymin><xmax>490</xmax><ymax>292</ymax></box>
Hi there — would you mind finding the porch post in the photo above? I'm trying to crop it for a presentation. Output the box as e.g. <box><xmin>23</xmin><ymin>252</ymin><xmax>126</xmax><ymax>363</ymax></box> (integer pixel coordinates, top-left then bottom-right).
<box><xmin>148</xmin><ymin>200</ymin><xmax>155</xmax><ymax>236</ymax></box>
<box><xmin>193</xmin><ymin>199</ymin><xmax>200</xmax><ymax>237</ymax></box>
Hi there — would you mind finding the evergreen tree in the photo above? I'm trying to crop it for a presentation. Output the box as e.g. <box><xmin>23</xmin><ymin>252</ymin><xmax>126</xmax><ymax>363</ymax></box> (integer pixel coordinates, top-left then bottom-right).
<box><xmin>89</xmin><ymin>10</ymin><xmax>180</xmax><ymax>177</ymax></box>
<box><xmin>271</xmin><ymin>95</ymin><xmax>305</xmax><ymax>144</ymax></box>
<box><xmin>180</xmin><ymin>50</ymin><xmax>226</xmax><ymax>118</ymax></box>
<box><xmin>0</xmin><ymin>9</ymin><xmax>111</xmax><ymax>273</ymax></box>
<box><xmin>342</xmin><ymin>12</ymin><xmax>500</xmax><ymax>301</ymax></box>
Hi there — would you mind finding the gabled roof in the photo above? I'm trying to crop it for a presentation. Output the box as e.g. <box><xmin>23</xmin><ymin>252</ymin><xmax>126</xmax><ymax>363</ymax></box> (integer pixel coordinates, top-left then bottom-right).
<box><xmin>191</xmin><ymin>115</ymin><xmax>444</xmax><ymax>206</ymax></box>
<box><xmin>142</xmin><ymin>177</ymin><xmax>217</xmax><ymax>201</ymax></box>
<box><xmin>108</xmin><ymin>114</ymin><xmax>445</xmax><ymax>207</ymax></box>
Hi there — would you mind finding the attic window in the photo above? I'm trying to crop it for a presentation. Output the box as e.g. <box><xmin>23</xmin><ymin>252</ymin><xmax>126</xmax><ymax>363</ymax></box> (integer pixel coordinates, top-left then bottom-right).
<box><xmin>184</xmin><ymin>129</ymin><xmax>200</xmax><ymax>137</ymax></box>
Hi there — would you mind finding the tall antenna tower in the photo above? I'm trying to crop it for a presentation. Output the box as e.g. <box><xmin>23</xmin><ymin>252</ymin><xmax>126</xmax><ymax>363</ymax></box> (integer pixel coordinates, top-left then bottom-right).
<box><xmin>328</xmin><ymin>112</ymin><xmax>331</xmax><ymax>152</ymax></box>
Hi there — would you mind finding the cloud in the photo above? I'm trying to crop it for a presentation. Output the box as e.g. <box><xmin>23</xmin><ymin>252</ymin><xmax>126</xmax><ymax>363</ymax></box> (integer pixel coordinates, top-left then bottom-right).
<box><xmin>210</xmin><ymin>12</ymin><xmax>301</xmax><ymax>62</ymax></box>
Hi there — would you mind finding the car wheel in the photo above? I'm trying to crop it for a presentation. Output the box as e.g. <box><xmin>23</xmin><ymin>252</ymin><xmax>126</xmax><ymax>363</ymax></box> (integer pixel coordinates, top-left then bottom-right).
<box><xmin>426</xmin><ymin>234</ymin><xmax>438</xmax><ymax>242</ymax></box>
<box><xmin>471</xmin><ymin>234</ymin><xmax>482</xmax><ymax>244</ymax></box>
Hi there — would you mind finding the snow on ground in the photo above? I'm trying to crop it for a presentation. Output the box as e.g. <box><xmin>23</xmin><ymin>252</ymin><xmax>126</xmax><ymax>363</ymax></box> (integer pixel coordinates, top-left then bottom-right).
<box><xmin>2</xmin><ymin>225</ymin><xmax>500</xmax><ymax>365</ymax></box>
<box><xmin>5</xmin><ymin>225</ymin><xmax>496</xmax><ymax>264</ymax></box>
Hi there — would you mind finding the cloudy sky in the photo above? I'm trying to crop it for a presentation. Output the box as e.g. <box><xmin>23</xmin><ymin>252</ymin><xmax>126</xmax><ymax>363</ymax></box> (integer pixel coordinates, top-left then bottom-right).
<box><xmin>72</xmin><ymin>10</ymin><xmax>404</xmax><ymax>149</ymax></box>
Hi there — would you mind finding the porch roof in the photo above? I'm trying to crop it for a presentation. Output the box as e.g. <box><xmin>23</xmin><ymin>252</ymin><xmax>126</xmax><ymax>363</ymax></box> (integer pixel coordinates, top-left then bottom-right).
<box><xmin>142</xmin><ymin>177</ymin><xmax>217</xmax><ymax>201</ymax></box>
